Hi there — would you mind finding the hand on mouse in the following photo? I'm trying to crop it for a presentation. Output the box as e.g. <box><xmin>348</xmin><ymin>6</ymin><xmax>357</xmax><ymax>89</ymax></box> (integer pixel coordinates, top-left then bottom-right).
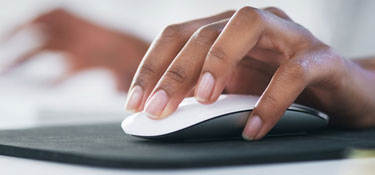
<box><xmin>125</xmin><ymin>7</ymin><xmax>375</xmax><ymax>140</ymax></box>
<box><xmin>2</xmin><ymin>8</ymin><xmax>149</xmax><ymax>91</ymax></box>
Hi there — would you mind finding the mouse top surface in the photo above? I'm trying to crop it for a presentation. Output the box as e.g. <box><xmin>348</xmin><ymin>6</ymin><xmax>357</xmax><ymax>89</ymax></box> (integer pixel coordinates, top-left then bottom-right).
<box><xmin>122</xmin><ymin>94</ymin><xmax>328</xmax><ymax>138</ymax></box>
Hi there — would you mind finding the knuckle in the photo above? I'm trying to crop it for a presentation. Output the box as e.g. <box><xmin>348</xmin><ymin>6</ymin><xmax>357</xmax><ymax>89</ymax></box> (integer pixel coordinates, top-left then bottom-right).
<box><xmin>140</xmin><ymin>61</ymin><xmax>156</xmax><ymax>74</ymax></box>
<box><xmin>257</xmin><ymin>93</ymin><xmax>285</xmax><ymax>123</ymax></box>
<box><xmin>263</xmin><ymin>7</ymin><xmax>283</xmax><ymax>14</ymax></box>
<box><xmin>322</xmin><ymin>46</ymin><xmax>342</xmax><ymax>63</ymax></box>
<box><xmin>233</xmin><ymin>6</ymin><xmax>264</xmax><ymax>30</ymax></box>
<box><xmin>262</xmin><ymin>93</ymin><xmax>280</xmax><ymax>107</ymax></box>
<box><xmin>312</xmin><ymin>45</ymin><xmax>347</xmax><ymax>81</ymax></box>
<box><xmin>133</xmin><ymin>77</ymin><xmax>146</xmax><ymax>87</ymax></box>
<box><xmin>36</xmin><ymin>9</ymin><xmax>66</xmax><ymax>23</ymax></box>
<box><xmin>207</xmin><ymin>47</ymin><xmax>228</xmax><ymax>62</ymax></box>
<box><xmin>281</xmin><ymin>61</ymin><xmax>308</xmax><ymax>82</ymax></box>
<box><xmin>237</xmin><ymin>6</ymin><xmax>262</xmax><ymax>20</ymax></box>
<box><xmin>161</xmin><ymin>24</ymin><xmax>186</xmax><ymax>40</ymax></box>
<box><xmin>191</xmin><ymin>25</ymin><xmax>220</xmax><ymax>46</ymax></box>
<box><xmin>223</xmin><ymin>10</ymin><xmax>236</xmax><ymax>14</ymax></box>
<box><xmin>134</xmin><ymin>61</ymin><xmax>159</xmax><ymax>86</ymax></box>
<box><xmin>164</xmin><ymin>65</ymin><xmax>188</xmax><ymax>84</ymax></box>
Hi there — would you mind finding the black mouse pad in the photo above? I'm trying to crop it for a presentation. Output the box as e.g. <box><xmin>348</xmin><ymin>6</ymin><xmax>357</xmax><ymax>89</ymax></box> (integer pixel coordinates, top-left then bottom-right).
<box><xmin>0</xmin><ymin>123</ymin><xmax>374</xmax><ymax>169</ymax></box>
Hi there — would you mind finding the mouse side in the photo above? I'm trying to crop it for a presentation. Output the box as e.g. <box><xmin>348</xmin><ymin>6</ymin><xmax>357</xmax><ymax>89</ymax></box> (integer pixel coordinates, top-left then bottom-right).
<box><xmin>122</xmin><ymin>95</ymin><xmax>329</xmax><ymax>141</ymax></box>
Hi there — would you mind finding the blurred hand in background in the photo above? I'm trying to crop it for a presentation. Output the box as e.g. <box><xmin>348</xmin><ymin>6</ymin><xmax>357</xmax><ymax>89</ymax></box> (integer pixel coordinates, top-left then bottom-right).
<box><xmin>2</xmin><ymin>8</ymin><xmax>149</xmax><ymax>92</ymax></box>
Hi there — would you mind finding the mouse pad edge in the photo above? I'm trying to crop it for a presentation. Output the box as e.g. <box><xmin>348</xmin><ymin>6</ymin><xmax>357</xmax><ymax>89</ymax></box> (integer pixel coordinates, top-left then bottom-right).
<box><xmin>0</xmin><ymin>123</ymin><xmax>374</xmax><ymax>169</ymax></box>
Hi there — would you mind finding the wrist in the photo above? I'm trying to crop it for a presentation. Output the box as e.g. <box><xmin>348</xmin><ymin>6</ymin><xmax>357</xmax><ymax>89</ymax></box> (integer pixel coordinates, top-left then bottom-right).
<box><xmin>339</xmin><ymin>59</ymin><xmax>375</xmax><ymax>127</ymax></box>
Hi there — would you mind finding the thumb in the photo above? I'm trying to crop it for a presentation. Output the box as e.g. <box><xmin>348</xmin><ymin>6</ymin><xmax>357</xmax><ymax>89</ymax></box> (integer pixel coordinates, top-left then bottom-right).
<box><xmin>242</xmin><ymin>60</ymin><xmax>310</xmax><ymax>140</ymax></box>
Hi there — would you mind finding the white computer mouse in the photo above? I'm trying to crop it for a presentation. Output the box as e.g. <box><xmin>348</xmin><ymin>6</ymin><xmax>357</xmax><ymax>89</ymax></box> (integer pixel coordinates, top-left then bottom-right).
<box><xmin>122</xmin><ymin>94</ymin><xmax>329</xmax><ymax>141</ymax></box>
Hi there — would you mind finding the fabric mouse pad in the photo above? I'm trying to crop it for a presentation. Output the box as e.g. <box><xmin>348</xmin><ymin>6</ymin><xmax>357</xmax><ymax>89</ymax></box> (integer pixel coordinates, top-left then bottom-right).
<box><xmin>0</xmin><ymin>123</ymin><xmax>374</xmax><ymax>169</ymax></box>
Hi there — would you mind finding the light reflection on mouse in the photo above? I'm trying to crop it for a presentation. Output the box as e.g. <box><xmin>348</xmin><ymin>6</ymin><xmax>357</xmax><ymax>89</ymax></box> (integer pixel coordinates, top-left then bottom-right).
<box><xmin>122</xmin><ymin>95</ymin><xmax>329</xmax><ymax>141</ymax></box>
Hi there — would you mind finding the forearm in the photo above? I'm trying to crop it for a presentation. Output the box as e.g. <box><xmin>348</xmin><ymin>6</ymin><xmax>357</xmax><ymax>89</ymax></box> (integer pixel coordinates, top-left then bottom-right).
<box><xmin>332</xmin><ymin>59</ymin><xmax>375</xmax><ymax>127</ymax></box>
<box><xmin>352</xmin><ymin>56</ymin><xmax>375</xmax><ymax>71</ymax></box>
<box><xmin>309</xmin><ymin>57</ymin><xmax>375</xmax><ymax>128</ymax></box>
<box><xmin>349</xmin><ymin>61</ymin><xmax>375</xmax><ymax>117</ymax></box>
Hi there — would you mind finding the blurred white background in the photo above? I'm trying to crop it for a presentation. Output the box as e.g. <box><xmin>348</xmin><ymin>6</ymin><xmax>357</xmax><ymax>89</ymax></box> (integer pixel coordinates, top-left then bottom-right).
<box><xmin>0</xmin><ymin>0</ymin><xmax>374</xmax><ymax>129</ymax></box>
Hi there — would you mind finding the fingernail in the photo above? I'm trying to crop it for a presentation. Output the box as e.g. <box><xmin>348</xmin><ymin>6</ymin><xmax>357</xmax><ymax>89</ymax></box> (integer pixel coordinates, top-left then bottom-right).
<box><xmin>125</xmin><ymin>85</ymin><xmax>143</xmax><ymax>112</ymax></box>
<box><xmin>144</xmin><ymin>90</ymin><xmax>168</xmax><ymax>119</ymax></box>
<box><xmin>196</xmin><ymin>72</ymin><xmax>215</xmax><ymax>102</ymax></box>
<box><xmin>242</xmin><ymin>115</ymin><xmax>262</xmax><ymax>141</ymax></box>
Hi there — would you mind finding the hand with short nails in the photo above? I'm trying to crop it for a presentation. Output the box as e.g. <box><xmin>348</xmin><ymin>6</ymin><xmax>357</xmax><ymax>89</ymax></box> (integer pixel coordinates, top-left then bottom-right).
<box><xmin>125</xmin><ymin>6</ymin><xmax>375</xmax><ymax>140</ymax></box>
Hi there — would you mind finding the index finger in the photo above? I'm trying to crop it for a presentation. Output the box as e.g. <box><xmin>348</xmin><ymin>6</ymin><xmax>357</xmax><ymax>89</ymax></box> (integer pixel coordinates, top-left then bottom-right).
<box><xmin>125</xmin><ymin>11</ymin><xmax>235</xmax><ymax>112</ymax></box>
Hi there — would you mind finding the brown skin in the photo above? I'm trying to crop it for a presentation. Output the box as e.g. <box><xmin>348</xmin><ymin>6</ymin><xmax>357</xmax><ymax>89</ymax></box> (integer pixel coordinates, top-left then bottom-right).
<box><xmin>4</xmin><ymin>7</ymin><xmax>374</xmax><ymax>140</ymax></box>
<box><xmin>2</xmin><ymin>9</ymin><xmax>149</xmax><ymax>91</ymax></box>
<box><xmin>125</xmin><ymin>7</ymin><xmax>375</xmax><ymax>140</ymax></box>
<box><xmin>354</xmin><ymin>56</ymin><xmax>375</xmax><ymax>70</ymax></box>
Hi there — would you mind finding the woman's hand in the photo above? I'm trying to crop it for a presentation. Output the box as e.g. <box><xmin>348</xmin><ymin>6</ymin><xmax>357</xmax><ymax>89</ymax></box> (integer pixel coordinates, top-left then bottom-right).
<box><xmin>2</xmin><ymin>9</ymin><xmax>149</xmax><ymax>91</ymax></box>
<box><xmin>125</xmin><ymin>7</ymin><xmax>375</xmax><ymax>140</ymax></box>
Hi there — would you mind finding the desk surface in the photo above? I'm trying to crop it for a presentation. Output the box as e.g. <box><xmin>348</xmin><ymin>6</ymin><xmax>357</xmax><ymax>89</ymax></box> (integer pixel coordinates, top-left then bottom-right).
<box><xmin>1</xmin><ymin>123</ymin><xmax>374</xmax><ymax>169</ymax></box>
<box><xmin>1</xmin><ymin>76</ymin><xmax>374</xmax><ymax>174</ymax></box>
<box><xmin>2</xmin><ymin>155</ymin><xmax>374</xmax><ymax>175</ymax></box>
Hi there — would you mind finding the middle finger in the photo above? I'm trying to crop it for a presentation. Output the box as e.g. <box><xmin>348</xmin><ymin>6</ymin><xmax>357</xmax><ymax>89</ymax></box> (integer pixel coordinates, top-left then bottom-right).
<box><xmin>125</xmin><ymin>11</ymin><xmax>234</xmax><ymax>113</ymax></box>
<box><xmin>144</xmin><ymin>20</ymin><xmax>228</xmax><ymax>119</ymax></box>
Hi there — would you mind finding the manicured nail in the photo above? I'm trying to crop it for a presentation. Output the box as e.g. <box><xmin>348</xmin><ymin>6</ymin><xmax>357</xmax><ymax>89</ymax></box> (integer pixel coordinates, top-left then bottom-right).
<box><xmin>125</xmin><ymin>85</ymin><xmax>143</xmax><ymax>112</ymax></box>
<box><xmin>196</xmin><ymin>72</ymin><xmax>215</xmax><ymax>102</ymax></box>
<box><xmin>144</xmin><ymin>90</ymin><xmax>168</xmax><ymax>119</ymax></box>
<box><xmin>242</xmin><ymin>115</ymin><xmax>262</xmax><ymax>141</ymax></box>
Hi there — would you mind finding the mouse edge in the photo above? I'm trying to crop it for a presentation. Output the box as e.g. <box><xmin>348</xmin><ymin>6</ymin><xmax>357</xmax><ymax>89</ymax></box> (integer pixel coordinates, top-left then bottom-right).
<box><xmin>121</xmin><ymin>110</ymin><xmax>253</xmax><ymax>139</ymax></box>
<box><xmin>121</xmin><ymin>103</ymin><xmax>329</xmax><ymax>137</ymax></box>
